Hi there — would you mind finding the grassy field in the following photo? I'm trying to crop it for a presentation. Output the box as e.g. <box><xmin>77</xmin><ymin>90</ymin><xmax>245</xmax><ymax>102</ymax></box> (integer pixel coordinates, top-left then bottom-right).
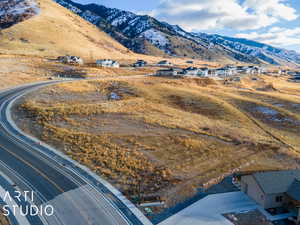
<box><xmin>13</xmin><ymin>74</ymin><xmax>300</xmax><ymax>210</ymax></box>
<box><xmin>0</xmin><ymin>54</ymin><xmax>160</xmax><ymax>90</ymax></box>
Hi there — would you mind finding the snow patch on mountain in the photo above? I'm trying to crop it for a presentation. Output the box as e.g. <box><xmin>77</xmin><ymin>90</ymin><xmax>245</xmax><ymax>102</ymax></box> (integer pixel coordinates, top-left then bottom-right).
<box><xmin>0</xmin><ymin>0</ymin><xmax>39</xmax><ymax>17</ymax></box>
<box><xmin>52</xmin><ymin>0</ymin><xmax>300</xmax><ymax>66</ymax></box>
<box><xmin>0</xmin><ymin>0</ymin><xmax>39</xmax><ymax>29</ymax></box>
<box><xmin>140</xmin><ymin>29</ymin><xmax>169</xmax><ymax>47</ymax></box>
<box><xmin>81</xmin><ymin>10</ymin><xmax>101</xmax><ymax>24</ymax></box>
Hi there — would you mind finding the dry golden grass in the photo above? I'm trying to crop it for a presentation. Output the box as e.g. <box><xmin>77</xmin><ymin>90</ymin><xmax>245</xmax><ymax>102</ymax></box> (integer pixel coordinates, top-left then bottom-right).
<box><xmin>14</xmin><ymin>75</ymin><xmax>300</xmax><ymax>208</ymax></box>
<box><xmin>0</xmin><ymin>214</ymin><xmax>9</xmax><ymax>225</ymax></box>
<box><xmin>0</xmin><ymin>54</ymin><xmax>158</xmax><ymax>91</ymax></box>
<box><xmin>0</xmin><ymin>0</ymin><xmax>219</xmax><ymax>68</ymax></box>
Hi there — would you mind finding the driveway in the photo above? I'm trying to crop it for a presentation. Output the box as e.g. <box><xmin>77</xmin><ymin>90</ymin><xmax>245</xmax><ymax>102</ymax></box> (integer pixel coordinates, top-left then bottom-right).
<box><xmin>159</xmin><ymin>192</ymin><xmax>258</xmax><ymax>225</ymax></box>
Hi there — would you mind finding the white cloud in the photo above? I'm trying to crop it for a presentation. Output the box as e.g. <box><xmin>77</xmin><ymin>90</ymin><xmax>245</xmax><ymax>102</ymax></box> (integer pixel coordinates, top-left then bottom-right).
<box><xmin>145</xmin><ymin>0</ymin><xmax>298</xmax><ymax>31</ymax></box>
<box><xmin>235</xmin><ymin>27</ymin><xmax>300</xmax><ymax>47</ymax></box>
<box><xmin>243</xmin><ymin>0</ymin><xmax>298</xmax><ymax>21</ymax></box>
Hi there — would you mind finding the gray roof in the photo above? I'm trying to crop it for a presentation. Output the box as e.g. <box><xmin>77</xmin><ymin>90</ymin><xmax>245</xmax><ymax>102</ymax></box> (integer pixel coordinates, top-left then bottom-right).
<box><xmin>287</xmin><ymin>179</ymin><xmax>300</xmax><ymax>202</ymax></box>
<box><xmin>252</xmin><ymin>169</ymin><xmax>300</xmax><ymax>194</ymax></box>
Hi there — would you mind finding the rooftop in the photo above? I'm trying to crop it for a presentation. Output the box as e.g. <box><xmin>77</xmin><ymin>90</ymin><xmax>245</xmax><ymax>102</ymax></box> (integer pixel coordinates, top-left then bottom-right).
<box><xmin>251</xmin><ymin>169</ymin><xmax>300</xmax><ymax>194</ymax></box>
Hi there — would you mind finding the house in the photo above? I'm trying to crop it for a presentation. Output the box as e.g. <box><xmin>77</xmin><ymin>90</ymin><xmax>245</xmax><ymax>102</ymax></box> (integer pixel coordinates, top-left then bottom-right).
<box><xmin>236</xmin><ymin>66</ymin><xmax>252</xmax><ymax>74</ymax></box>
<box><xmin>183</xmin><ymin>67</ymin><xmax>199</xmax><ymax>76</ymax></box>
<box><xmin>156</xmin><ymin>68</ymin><xmax>183</xmax><ymax>77</ymax></box>
<box><xmin>215</xmin><ymin>67</ymin><xmax>235</xmax><ymax>77</ymax></box>
<box><xmin>198</xmin><ymin>68</ymin><xmax>209</xmax><ymax>77</ymax></box>
<box><xmin>96</xmin><ymin>59</ymin><xmax>120</xmax><ymax>68</ymax></box>
<box><xmin>57</xmin><ymin>55</ymin><xmax>83</xmax><ymax>65</ymax></box>
<box><xmin>133</xmin><ymin>60</ymin><xmax>147</xmax><ymax>67</ymax></box>
<box><xmin>208</xmin><ymin>69</ymin><xmax>217</xmax><ymax>77</ymax></box>
<box><xmin>224</xmin><ymin>65</ymin><xmax>238</xmax><ymax>75</ymax></box>
<box><xmin>238</xmin><ymin>170</ymin><xmax>300</xmax><ymax>224</ymax></box>
<box><xmin>157</xmin><ymin>60</ymin><xmax>173</xmax><ymax>67</ymax></box>
<box><xmin>186</xmin><ymin>60</ymin><xmax>194</xmax><ymax>64</ymax></box>
<box><xmin>252</xmin><ymin>66</ymin><xmax>263</xmax><ymax>74</ymax></box>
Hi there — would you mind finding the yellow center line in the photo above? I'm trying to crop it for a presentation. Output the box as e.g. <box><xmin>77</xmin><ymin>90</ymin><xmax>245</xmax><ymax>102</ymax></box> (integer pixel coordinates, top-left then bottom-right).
<box><xmin>0</xmin><ymin>142</ymin><xmax>65</xmax><ymax>193</ymax></box>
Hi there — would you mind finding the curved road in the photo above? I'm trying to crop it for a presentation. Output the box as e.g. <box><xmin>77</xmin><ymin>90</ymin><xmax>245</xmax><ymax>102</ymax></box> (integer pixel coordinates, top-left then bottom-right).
<box><xmin>0</xmin><ymin>81</ymin><xmax>151</xmax><ymax>225</ymax></box>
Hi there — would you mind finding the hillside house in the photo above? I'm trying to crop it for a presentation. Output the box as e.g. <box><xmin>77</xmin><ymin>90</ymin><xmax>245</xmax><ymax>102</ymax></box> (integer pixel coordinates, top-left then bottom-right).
<box><xmin>183</xmin><ymin>67</ymin><xmax>199</xmax><ymax>76</ymax></box>
<box><xmin>237</xmin><ymin>66</ymin><xmax>252</xmax><ymax>74</ymax></box>
<box><xmin>96</xmin><ymin>59</ymin><xmax>120</xmax><ymax>68</ymax></box>
<box><xmin>156</xmin><ymin>68</ymin><xmax>183</xmax><ymax>77</ymax></box>
<box><xmin>215</xmin><ymin>67</ymin><xmax>236</xmax><ymax>77</ymax></box>
<box><xmin>133</xmin><ymin>60</ymin><xmax>147</xmax><ymax>67</ymax></box>
<box><xmin>224</xmin><ymin>65</ymin><xmax>238</xmax><ymax>75</ymax></box>
<box><xmin>57</xmin><ymin>55</ymin><xmax>83</xmax><ymax>65</ymax></box>
<box><xmin>208</xmin><ymin>69</ymin><xmax>217</xmax><ymax>77</ymax></box>
<box><xmin>238</xmin><ymin>170</ymin><xmax>300</xmax><ymax>224</ymax></box>
<box><xmin>252</xmin><ymin>66</ymin><xmax>263</xmax><ymax>74</ymax></box>
<box><xmin>199</xmin><ymin>68</ymin><xmax>209</xmax><ymax>77</ymax></box>
<box><xmin>157</xmin><ymin>60</ymin><xmax>173</xmax><ymax>67</ymax></box>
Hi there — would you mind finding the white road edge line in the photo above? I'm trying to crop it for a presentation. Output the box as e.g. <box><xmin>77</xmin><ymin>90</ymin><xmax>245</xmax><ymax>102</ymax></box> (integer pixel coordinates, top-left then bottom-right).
<box><xmin>4</xmin><ymin>81</ymin><xmax>153</xmax><ymax>225</ymax></box>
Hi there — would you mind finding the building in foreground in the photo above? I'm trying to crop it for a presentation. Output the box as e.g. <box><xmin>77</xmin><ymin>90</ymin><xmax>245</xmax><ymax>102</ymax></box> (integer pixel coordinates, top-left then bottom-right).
<box><xmin>237</xmin><ymin>170</ymin><xmax>300</xmax><ymax>224</ymax></box>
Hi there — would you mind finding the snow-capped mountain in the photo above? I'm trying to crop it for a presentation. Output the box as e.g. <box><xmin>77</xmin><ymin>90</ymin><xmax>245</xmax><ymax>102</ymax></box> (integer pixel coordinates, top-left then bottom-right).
<box><xmin>53</xmin><ymin>0</ymin><xmax>300</xmax><ymax>65</ymax></box>
<box><xmin>0</xmin><ymin>0</ymin><xmax>39</xmax><ymax>29</ymax></box>
<box><xmin>192</xmin><ymin>33</ymin><xmax>300</xmax><ymax>65</ymax></box>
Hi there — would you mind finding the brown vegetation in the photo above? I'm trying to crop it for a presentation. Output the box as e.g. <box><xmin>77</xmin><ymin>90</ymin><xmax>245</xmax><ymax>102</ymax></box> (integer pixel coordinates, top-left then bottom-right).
<box><xmin>14</xmin><ymin>75</ymin><xmax>300</xmax><ymax>209</ymax></box>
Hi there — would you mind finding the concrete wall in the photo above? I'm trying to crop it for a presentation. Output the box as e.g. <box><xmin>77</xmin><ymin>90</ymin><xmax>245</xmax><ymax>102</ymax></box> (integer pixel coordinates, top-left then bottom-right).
<box><xmin>241</xmin><ymin>175</ymin><xmax>265</xmax><ymax>207</ymax></box>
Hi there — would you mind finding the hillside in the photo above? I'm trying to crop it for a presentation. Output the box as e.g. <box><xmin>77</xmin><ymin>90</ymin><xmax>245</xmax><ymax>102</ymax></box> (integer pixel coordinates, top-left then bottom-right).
<box><xmin>14</xmin><ymin>75</ymin><xmax>300</xmax><ymax>214</ymax></box>
<box><xmin>0</xmin><ymin>0</ymin><xmax>135</xmax><ymax>59</ymax></box>
<box><xmin>53</xmin><ymin>0</ymin><xmax>300</xmax><ymax>66</ymax></box>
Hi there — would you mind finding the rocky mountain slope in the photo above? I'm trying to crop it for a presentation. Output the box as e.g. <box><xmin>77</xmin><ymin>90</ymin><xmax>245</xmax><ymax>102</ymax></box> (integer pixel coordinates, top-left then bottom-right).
<box><xmin>0</xmin><ymin>0</ymin><xmax>39</xmax><ymax>29</ymax></box>
<box><xmin>0</xmin><ymin>0</ymin><xmax>136</xmax><ymax>59</ymax></box>
<box><xmin>54</xmin><ymin>0</ymin><xmax>300</xmax><ymax>66</ymax></box>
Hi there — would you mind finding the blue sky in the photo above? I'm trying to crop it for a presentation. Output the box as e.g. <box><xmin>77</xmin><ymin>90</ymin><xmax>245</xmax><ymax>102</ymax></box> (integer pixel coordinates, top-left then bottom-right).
<box><xmin>74</xmin><ymin>0</ymin><xmax>300</xmax><ymax>52</ymax></box>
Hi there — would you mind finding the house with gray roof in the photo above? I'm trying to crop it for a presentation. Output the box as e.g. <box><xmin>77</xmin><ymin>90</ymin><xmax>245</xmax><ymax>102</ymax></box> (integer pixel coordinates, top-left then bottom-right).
<box><xmin>156</xmin><ymin>68</ymin><xmax>183</xmax><ymax>77</ymax></box>
<box><xmin>239</xmin><ymin>169</ymin><xmax>300</xmax><ymax>224</ymax></box>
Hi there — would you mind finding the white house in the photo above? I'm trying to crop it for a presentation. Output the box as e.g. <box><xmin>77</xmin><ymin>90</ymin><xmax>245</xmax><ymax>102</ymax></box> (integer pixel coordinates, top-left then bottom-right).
<box><xmin>215</xmin><ymin>68</ymin><xmax>233</xmax><ymax>77</ymax></box>
<box><xmin>198</xmin><ymin>68</ymin><xmax>209</xmax><ymax>77</ymax></box>
<box><xmin>57</xmin><ymin>55</ymin><xmax>84</xmax><ymax>65</ymax></box>
<box><xmin>183</xmin><ymin>67</ymin><xmax>199</xmax><ymax>76</ymax></box>
<box><xmin>96</xmin><ymin>59</ymin><xmax>120</xmax><ymax>68</ymax></box>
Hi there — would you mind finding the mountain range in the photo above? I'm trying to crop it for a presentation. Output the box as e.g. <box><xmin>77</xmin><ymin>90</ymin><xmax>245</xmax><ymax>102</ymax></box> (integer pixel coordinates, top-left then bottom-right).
<box><xmin>1</xmin><ymin>0</ymin><xmax>300</xmax><ymax>66</ymax></box>
<box><xmin>0</xmin><ymin>0</ymin><xmax>39</xmax><ymax>29</ymax></box>
<box><xmin>53</xmin><ymin>0</ymin><xmax>300</xmax><ymax>66</ymax></box>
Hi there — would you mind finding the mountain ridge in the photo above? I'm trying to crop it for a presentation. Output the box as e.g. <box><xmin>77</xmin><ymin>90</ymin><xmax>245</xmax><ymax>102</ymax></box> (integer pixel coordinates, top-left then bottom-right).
<box><xmin>53</xmin><ymin>0</ymin><xmax>300</xmax><ymax>66</ymax></box>
<box><xmin>0</xmin><ymin>0</ymin><xmax>136</xmax><ymax>59</ymax></box>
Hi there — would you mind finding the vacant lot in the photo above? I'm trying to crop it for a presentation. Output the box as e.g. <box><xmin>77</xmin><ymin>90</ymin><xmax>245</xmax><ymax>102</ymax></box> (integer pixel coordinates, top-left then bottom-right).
<box><xmin>14</xmin><ymin>75</ymin><xmax>300</xmax><ymax>210</ymax></box>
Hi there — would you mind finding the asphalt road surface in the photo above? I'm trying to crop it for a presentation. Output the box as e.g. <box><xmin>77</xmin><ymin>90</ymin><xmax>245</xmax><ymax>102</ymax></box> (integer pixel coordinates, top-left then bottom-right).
<box><xmin>0</xmin><ymin>81</ymin><xmax>150</xmax><ymax>225</ymax></box>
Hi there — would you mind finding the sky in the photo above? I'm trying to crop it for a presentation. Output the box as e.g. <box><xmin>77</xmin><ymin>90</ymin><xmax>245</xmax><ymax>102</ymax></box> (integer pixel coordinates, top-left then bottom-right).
<box><xmin>74</xmin><ymin>0</ymin><xmax>300</xmax><ymax>52</ymax></box>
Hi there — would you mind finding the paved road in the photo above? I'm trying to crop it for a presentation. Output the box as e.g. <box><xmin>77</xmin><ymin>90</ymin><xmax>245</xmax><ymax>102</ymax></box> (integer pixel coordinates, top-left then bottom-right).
<box><xmin>0</xmin><ymin>81</ymin><xmax>151</xmax><ymax>225</ymax></box>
